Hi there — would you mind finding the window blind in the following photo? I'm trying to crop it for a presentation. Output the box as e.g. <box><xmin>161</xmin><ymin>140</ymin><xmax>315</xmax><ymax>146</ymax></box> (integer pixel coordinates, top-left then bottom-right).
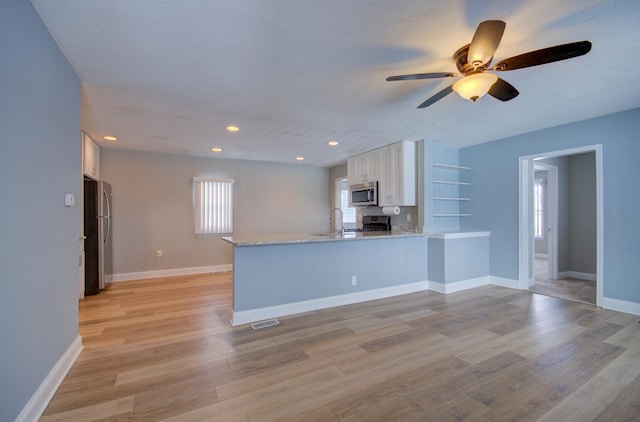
<box><xmin>193</xmin><ymin>178</ymin><xmax>234</xmax><ymax>234</ymax></box>
<box><xmin>534</xmin><ymin>179</ymin><xmax>544</xmax><ymax>239</ymax></box>
<box><xmin>340</xmin><ymin>188</ymin><xmax>356</xmax><ymax>224</ymax></box>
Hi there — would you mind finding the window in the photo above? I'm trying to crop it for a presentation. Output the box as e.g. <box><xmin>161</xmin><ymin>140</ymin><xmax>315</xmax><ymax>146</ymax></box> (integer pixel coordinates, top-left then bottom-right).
<box><xmin>534</xmin><ymin>179</ymin><xmax>544</xmax><ymax>239</ymax></box>
<box><xmin>193</xmin><ymin>178</ymin><xmax>234</xmax><ymax>234</ymax></box>
<box><xmin>336</xmin><ymin>178</ymin><xmax>356</xmax><ymax>227</ymax></box>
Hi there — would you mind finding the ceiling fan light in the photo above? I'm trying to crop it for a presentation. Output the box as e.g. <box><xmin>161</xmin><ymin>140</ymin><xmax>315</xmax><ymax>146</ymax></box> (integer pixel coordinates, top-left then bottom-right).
<box><xmin>452</xmin><ymin>72</ymin><xmax>499</xmax><ymax>102</ymax></box>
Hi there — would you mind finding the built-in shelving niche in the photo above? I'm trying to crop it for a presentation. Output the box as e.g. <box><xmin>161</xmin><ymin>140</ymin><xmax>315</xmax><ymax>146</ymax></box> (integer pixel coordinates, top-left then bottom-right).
<box><xmin>433</xmin><ymin>162</ymin><xmax>471</xmax><ymax>226</ymax></box>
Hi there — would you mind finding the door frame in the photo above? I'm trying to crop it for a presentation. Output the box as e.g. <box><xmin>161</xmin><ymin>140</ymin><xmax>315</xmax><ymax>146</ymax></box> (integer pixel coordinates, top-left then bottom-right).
<box><xmin>518</xmin><ymin>144</ymin><xmax>603</xmax><ymax>306</ymax></box>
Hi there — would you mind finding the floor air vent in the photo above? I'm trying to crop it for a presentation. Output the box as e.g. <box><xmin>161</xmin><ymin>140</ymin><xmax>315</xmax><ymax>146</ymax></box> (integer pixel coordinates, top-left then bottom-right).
<box><xmin>251</xmin><ymin>319</ymin><xmax>280</xmax><ymax>330</ymax></box>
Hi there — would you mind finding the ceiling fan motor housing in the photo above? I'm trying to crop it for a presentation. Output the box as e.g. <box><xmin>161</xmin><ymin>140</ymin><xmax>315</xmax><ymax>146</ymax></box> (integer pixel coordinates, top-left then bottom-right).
<box><xmin>455</xmin><ymin>44</ymin><xmax>491</xmax><ymax>74</ymax></box>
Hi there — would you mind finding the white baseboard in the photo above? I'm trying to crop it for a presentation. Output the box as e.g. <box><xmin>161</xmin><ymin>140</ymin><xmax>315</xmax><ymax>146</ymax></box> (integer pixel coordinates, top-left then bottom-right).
<box><xmin>16</xmin><ymin>336</ymin><xmax>83</xmax><ymax>422</ymax></box>
<box><xmin>111</xmin><ymin>264</ymin><xmax>232</xmax><ymax>282</ymax></box>
<box><xmin>602</xmin><ymin>297</ymin><xmax>640</xmax><ymax>316</ymax></box>
<box><xmin>557</xmin><ymin>271</ymin><xmax>596</xmax><ymax>282</ymax></box>
<box><xmin>535</xmin><ymin>253</ymin><xmax>548</xmax><ymax>259</ymax></box>
<box><xmin>428</xmin><ymin>276</ymin><xmax>490</xmax><ymax>294</ymax></box>
<box><xmin>490</xmin><ymin>276</ymin><xmax>520</xmax><ymax>290</ymax></box>
<box><xmin>230</xmin><ymin>274</ymin><xmax>539</xmax><ymax>326</ymax></box>
<box><xmin>231</xmin><ymin>281</ymin><xmax>429</xmax><ymax>326</ymax></box>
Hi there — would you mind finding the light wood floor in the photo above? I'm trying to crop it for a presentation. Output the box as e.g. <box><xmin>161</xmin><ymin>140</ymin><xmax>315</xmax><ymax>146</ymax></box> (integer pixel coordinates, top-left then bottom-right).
<box><xmin>531</xmin><ymin>258</ymin><xmax>596</xmax><ymax>305</ymax></box>
<box><xmin>41</xmin><ymin>272</ymin><xmax>640</xmax><ymax>421</ymax></box>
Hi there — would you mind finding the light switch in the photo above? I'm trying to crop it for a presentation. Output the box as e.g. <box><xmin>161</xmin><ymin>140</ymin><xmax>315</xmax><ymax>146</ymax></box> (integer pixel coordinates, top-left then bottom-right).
<box><xmin>64</xmin><ymin>193</ymin><xmax>76</xmax><ymax>207</ymax></box>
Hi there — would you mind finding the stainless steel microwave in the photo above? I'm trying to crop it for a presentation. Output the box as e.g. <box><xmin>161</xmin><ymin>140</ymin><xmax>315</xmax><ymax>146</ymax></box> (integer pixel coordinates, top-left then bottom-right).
<box><xmin>349</xmin><ymin>181</ymin><xmax>378</xmax><ymax>206</ymax></box>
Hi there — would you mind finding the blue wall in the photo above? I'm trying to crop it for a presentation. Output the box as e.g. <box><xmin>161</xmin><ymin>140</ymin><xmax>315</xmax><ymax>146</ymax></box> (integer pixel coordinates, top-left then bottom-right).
<box><xmin>428</xmin><ymin>236</ymin><xmax>490</xmax><ymax>284</ymax></box>
<box><xmin>233</xmin><ymin>236</ymin><xmax>428</xmax><ymax>311</ymax></box>
<box><xmin>0</xmin><ymin>0</ymin><xmax>80</xmax><ymax>419</ymax></box>
<box><xmin>461</xmin><ymin>109</ymin><xmax>640</xmax><ymax>303</ymax></box>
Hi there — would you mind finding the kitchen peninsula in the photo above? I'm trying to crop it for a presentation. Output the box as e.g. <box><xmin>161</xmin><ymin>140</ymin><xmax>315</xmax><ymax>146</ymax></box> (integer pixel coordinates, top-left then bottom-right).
<box><xmin>222</xmin><ymin>231</ymin><xmax>428</xmax><ymax>325</ymax></box>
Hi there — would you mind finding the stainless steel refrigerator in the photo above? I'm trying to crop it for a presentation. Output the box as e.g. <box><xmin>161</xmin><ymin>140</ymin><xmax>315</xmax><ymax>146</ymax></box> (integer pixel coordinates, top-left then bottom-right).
<box><xmin>84</xmin><ymin>178</ymin><xmax>113</xmax><ymax>295</ymax></box>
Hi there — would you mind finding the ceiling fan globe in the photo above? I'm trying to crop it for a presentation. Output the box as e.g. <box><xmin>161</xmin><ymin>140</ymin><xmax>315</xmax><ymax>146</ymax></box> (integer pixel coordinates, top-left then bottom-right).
<box><xmin>452</xmin><ymin>72</ymin><xmax>498</xmax><ymax>102</ymax></box>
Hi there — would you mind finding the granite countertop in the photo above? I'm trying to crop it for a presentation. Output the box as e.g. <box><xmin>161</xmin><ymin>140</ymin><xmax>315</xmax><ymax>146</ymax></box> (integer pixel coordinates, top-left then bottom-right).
<box><xmin>221</xmin><ymin>230</ymin><xmax>425</xmax><ymax>246</ymax></box>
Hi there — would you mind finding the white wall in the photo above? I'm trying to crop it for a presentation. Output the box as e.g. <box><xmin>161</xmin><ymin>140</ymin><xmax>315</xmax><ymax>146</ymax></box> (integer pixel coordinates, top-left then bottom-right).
<box><xmin>0</xmin><ymin>0</ymin><xmax>80</xmax><ymax>419</ymax></box>
<box><xmin>100</xmin><ymin>149</ymin><xmax>331</xmax><ymax>275</ymax></box>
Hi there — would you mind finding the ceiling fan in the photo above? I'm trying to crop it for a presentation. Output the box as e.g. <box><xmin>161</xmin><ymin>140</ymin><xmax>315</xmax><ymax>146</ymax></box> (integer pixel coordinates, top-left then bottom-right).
<box><xmin>386</xmin><ymin>20</ymin><xmax>591</xmax><ymax>108</ymax></box>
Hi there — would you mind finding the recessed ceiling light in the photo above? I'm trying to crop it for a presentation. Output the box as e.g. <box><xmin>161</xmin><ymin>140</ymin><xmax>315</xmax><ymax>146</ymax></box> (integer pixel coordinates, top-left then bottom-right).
<box><xmin>328</xmin><ymin>141</ymin><xmax>339</xmax><ymax>146</ymax></box>
<box><xmin>296</xmin><ymin>156</ymin><xmax>305</xmax><ymax>161</ymax></box>
<box><xmin>226</xmin><ymin>125</ymin><xmax>239</xmax><ymax>132</ymax></box>
<box><xmin>103</xmin><ymin>136</ymin><xmax>117</xmax><ymax>141</ymax></box>
<box><xmin>211</xmin><ymin>147</ymin><xmax>222</xmax><ymax>152</ymax></box>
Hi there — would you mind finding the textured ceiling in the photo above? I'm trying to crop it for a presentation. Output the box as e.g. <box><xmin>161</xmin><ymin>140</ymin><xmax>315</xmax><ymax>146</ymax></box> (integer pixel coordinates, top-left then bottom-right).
<box><xmin>32</xmin><ymin>0</ymin><xmax>640</xmax><ymax>167</ymax></box>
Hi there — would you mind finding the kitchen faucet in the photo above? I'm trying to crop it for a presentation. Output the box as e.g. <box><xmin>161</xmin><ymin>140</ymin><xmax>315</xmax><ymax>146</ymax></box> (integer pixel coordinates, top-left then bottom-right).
<box><xmin>329</xmin><ymin>208</ymin><xmax>344</xmax><ymax>236</ymax></box>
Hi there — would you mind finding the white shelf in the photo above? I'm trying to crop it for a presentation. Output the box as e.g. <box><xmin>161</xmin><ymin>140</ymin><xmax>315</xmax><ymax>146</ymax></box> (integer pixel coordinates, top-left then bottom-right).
<box><xmin>432</xmin><ymin>161</ymin><xmax>471</xmax><ymax>222</ymax></box>
<box><xmin>433</xmin><ymin>213</ymin><xmax>471</xmax><ymax>217</ymax></box>
<box><xmin>434</xmin><ymin>197</ymin><xmax>470</xmax><ymax>201</ymax></box>
<box><xmin>433</xmin><ymin>163</ymin><xmax>470</xmax><ymax>170</ymax></box>
<box><xmin>427</xmin><ymin>231</ymin><xmax>490</xmax><ymax>239</ymax></box>
<box><xmin>433</xmin><ymin>180</ymin><xmax>470</xmax><ymax>185</ymax></box>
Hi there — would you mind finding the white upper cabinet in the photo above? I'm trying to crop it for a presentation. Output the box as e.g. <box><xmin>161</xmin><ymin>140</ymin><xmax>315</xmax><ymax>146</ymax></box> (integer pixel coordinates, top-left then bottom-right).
<box><xmin>347</xmin><ymin>149</ymin><xmax>380</xmax><ymax>185</ymax></box>
<box><xmin>378</xmin><ymin>141</ymin><xmax>416</xmax><ymax>206</ymax></box>
<box><xmin>347</xmin><ymin>141</ymin><xmax>416</xmax><ymax>206</ymax></box>
<box><xmin>82</xmin><ymin>132</ymin><xmax>100</xmax><ymax>179</ymax></box>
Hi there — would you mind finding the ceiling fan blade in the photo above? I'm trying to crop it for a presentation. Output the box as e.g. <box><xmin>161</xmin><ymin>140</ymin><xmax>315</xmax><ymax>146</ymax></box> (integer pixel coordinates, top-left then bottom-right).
<box><xmin>488</xmin><ymin>77</ymin><xmax>519</xmax><ymax>101</ymax></box>
<box><xmin>492</xmin><ymin>41</ymin><xmax>592</xmax><ymax>71</ymax></box>
<box><xmin>468</xmin><ymin>20</ymin><xmax>506</xmax><ymax>66</ymax></box>
<box><xmin>417</xmin><ymin>85</ymin><xmax>454</xmax><ymax>108</ymax></box>
<box><xmin>386</xmin><ymin>72</ymin><xmax>456</xmax><ymax>81</ymax></box>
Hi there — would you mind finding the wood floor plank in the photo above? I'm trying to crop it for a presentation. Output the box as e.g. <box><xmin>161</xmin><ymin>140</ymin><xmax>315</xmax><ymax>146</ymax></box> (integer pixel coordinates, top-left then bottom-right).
<box><xmin>114</xmin><ymin>352</ymin><xmax>231</xmax><ymax>386</ymax></box>
<box><xmin>302</xmin><ymin>320</ymin><xmax>414</xmax><ymax>357</ymax></box>
<box><xmin>216</xmin><ymin>344</ymin><xmax>367</xmax><ymax>401</ymax></box>
<box><xmin>416</xmin><ymin>393</ymin><xmax>495</xmax><ymax>422</ymax></box>
<box><xmin>593</xmin><ymin>371</ymin><xmax>640</xmax><ymax>421</ymax></box>
<box><xmin>326</xmin><ymin>355</ymin><xmax>469</xmax><ymax>419</ymax></box>
<box><xmin>509</xmin><ymin>321</ymin><xmax>588</xmax><ymax>359</ymax></box>
<box><xmin>276</xmin><ymin>405</ymin><xmax>339</xmax><ymax>422</ymax></box>
<box><xmin>604</xmin><ymin>317</ymin><xmax>640</xmax><ymax>348</ymax></box>
<box><xmin>409</xmin><ymin>351</ymin><xmax>527</xmax><ymax>409</ymax></box>
<box><xmin>41</xmin><ymin>272</ymin><xmax>640</xmax><ymax>421</ymax></box>
<box><xmin>40</xmin><ymin>396</ymin><xmax>135</xmax><ymax>422</ymax></box>
<box><xmin>537</xmin><ymin>339</ymin><xmax>640</xmax><ymax>420</ymax></box>
<box><xmin>339</xmin><ymin>395</ymin><xmax>431</xmax><ymax>422</ymax></box>
<box><xmin>456</xmin><ymin>319</ymin><xmax>587</xmax><ymax>364</ymax></box>
<box><xmin>465</xmin><ymin>333</ymin><xmax>624</xmax><ymax>420</ymax></box>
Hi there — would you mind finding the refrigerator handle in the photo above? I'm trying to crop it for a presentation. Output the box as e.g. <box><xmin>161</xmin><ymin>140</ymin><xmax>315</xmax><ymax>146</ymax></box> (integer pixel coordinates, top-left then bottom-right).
<box><xmin>104</xmin><ymin>189</ymin><xmax>111</xmax><ymax>244</ymax></box>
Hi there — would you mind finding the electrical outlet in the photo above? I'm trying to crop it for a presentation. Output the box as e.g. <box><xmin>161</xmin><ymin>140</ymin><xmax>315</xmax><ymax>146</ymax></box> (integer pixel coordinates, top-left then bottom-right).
<box><xmin>407</xmin><ymin>213</ymin><xmax>411</xmax><ymax>222</ymax></box>
<box><xmin>156</xmin><ymin>250</ymin><xmax>162</xmax><ymax>257</ymax></box>
<box><xmin>351</xmin><ymin>275</ymin><xmax>357</xmax><ymax>286</ymax></box>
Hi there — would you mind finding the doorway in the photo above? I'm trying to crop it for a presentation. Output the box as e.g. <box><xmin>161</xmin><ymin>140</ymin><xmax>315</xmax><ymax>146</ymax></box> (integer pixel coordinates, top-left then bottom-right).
<box><xmin>519</xmin><ymin>145</ymin><xmax>603</xmax><ymax>307</ymax></box>
<box><xmin>532</xmin><ymin>163</ymin><xmax>558</xmax><ymax>282</ymax></box>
